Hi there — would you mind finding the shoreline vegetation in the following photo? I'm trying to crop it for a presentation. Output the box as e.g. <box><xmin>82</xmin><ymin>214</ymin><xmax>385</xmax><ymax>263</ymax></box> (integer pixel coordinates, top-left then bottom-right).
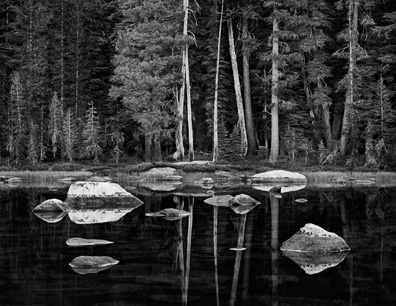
<box><xmin>1</xmin><ymin>157</ymin><xmax>396</xmax><ymax>189</ymax></box>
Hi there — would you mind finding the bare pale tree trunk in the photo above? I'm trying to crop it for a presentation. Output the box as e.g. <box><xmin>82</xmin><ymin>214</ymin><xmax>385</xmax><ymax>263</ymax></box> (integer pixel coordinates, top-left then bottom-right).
<box><xmin>186</xmin><ymin>44</ymin><xmax>194</xmax><ymax>161</ymax></box>
<box><xmin>340</xmin><ymin>0</ymin><xmax>359</xmax><ymax>156</ymax></box>
<box><xmin>176</xmin><ymin>55</ymin><xmax>185</xmax><ymax>161</ymax></box>
<box><xmin>269</xmin><ymin>14</ymin><xmax>280</xmax><ymax>163</ymax></box>
<box><xmin>228</xmin><ymin>18</ymin><xmax>248</xmax><ymax>156</ymax></box>
<box><xmin>242</xmin><ymin>14</ymin><xmax>256</xmax><ymax>156</ymax></box>
<box><xmin>183</xmin><ymin>0</ymin><xmax>194</xmax><ymax>161</ymax></box>
<box><xmin>212</xmin><ymin>0</ymin><xmax>224</xmax><ymax>162</ymax></box>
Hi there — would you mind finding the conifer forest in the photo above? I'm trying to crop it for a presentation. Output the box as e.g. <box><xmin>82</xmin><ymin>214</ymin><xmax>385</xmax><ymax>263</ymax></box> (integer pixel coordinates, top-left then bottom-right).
<box><xmin>1</xmin><ymin>0</ymin><xmax>396</xmax><ymax>168</ymax></box>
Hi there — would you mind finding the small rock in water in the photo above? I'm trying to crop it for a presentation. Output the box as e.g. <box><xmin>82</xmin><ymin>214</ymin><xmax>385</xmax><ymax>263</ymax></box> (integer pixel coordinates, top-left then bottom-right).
<box><xmin>204</xmin><ymin>195</ymin><xmax>234</xmax><ymax>207</ymax></box>
<box><xmin>230</xmin><ymin>247</ymin><xmax>247</xmax><ymax>251</ymax></box>
<box><xmin>229</xmin><ymin>194</ymin><xmax>260</xmax><ymax>206</ymax></box>
<box><xmin>66</xmin><ymin>237</ymin><xmax>114</xmax><ymax>247</ymax></box>
<box><xmin>281</xmin><ymin>223</ymin><xmax>351</xmax><ymax>253</ymax></box>
<box><xmin>69</xmin><ymin>256</ymin><xmax>119</xmax><ymax>274</ymax></box>
<box><xmin>33</xmin><ymin>198</ymin><xmax>67</xmax><ymax>212</ymax></box>
<box><xmin>295</xmin><ymin>198</ymin><xmax>308</xmax><ymax>203</ymax></box>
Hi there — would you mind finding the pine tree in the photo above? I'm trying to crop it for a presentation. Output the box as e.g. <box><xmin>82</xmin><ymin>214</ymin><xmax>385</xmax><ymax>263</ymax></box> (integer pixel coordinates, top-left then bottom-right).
<box><xmin>49</xmin><ymin>92</ymin><xmax>63</xmax><ymax>158</ymax></box>
<box><xmin>7</xmin><ymin>71</ymin><xmax>27</xmax><ymax>164</ymax></box>
<box><xmin>110</xmin><ymin>0</ymin><xmax>184</xmax><ymax>162</ymax></box>
<box><xmin>81</xmin><ymin>101</ymin><xmax>102</xmax><ymax>163</ymax></box>
<box><xmin>62</xmin><ymin>107</ymin><xmax>77</xmax><ymax>162</ymax></box>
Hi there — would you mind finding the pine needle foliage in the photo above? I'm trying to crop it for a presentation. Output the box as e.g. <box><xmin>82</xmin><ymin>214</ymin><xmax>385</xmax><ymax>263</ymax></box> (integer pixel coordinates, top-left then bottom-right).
<box><xmin>81</xmin><ymin>101</ymin><xmax>102</xmax><ymax>163</ymax></box>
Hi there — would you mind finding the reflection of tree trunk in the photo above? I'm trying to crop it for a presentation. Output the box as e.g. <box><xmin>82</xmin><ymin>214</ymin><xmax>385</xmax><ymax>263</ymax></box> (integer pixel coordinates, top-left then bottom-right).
<box><xmin>177</xmin><ymin>196</ymin><xmax>185</xmax><ymax>280</ymax></box>
<box><xmin>182</xmin><ymin>197</ymin><xmax>194</xmax><ymax>306</ymax></box>
<box><xmin>380</xmin><ymin>221</ymin><xmax>384</xmax><ymax>284</ymax></box>
<box><xmin>242</xmin><ymin>211</ymin><xmax>254</xmax><ymax>303</ymax></box>
<box><xmin>229</xmin><ymin>214</ymin><xmax>247</xmax><ymax>306</ymax></box>
<box><xmin>270</xmin><ymin>195</ymin><xmax>279</xmax><ymax>306</ymax></box>
<box><xmin>213</xmin><ymin>206</ymin><xmax>220</xmax><ymax>306</ymax></box>
<box><xmin>339</xmin><ymin>196</ymin><xmax>353</xmax><ymax>306</ymax></box>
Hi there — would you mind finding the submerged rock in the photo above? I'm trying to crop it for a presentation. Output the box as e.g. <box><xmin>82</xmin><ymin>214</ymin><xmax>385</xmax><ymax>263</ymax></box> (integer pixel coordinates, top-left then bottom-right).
<box><xmin>66</xmin><ymin>237</ymin><xmax>114</xmax><ymax>247</ymax></box>
<box><xmin>281</xmin><ymin>223</ymin><xmax>351</xmax><ymax>253</ymax></box>
<box><xmin>69</xmin><ymin>256</ymin><xmax>119</xmax><ymax>274</ymax></box>
<box><xmin>145</xmin><ymin>208</ymin><xmax>191</xmax><ymax>221</ymax></box>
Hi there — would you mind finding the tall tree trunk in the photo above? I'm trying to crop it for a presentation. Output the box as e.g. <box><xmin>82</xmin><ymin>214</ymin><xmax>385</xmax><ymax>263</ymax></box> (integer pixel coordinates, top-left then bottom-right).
<box><xmin>181</xmin><ymin>0</ymin><xmax>194</xmax><ymax>161</ymax></box>
<box><xmin>227</xmin><ymin>18</ymin><xmax>247</xmax><ymax>156</ymax></box>
<box><xmin>185</xmin><ymin>45</ymin><xmax>194</xmax><ymax>161</ymax></box>
<box><xmin>269</xmin><ymin>14</ymin><xmax>280</xmax><ymax>163</ymax></box>
<box><xmin>144</xmin><ymin>133</ymin><xmax>152</xmax><ymax>162</ymax></box>
<box><xmin>152</xmin><ymin>132</ymin><xmax>162</xmax><ymax>162</ymax></box>
<box><xmin>318</xmin><ymin>79</ymin><xmax>333</xmax><ymax>148</ymax></box>
<box><xmin>212</xmin><ymin>0</ymin><xmax>224</xmax><ymax>162</ymax></box>
<box><xmin>75</xmin><ymin>0</ymin><xmax>80</xmax><ymax>114</ymax></box>
<box><xmin>60</xmin><ymin>0</ymin><xmax>65</xmax><ymax>106</ymax></box>
<box><xmin>176</xmin><ymin>54</ymin><xmax>185</xmax><ymax>161</ymax></box>
<box><xmin>242</xmin><ymin>14</ymin><xmax>256</xmax><ymax>156</ymax></box>
<box><xmin>340</xmin><ymin>0</ymin><xmax>358</xmax><ymax>156</ymax></box>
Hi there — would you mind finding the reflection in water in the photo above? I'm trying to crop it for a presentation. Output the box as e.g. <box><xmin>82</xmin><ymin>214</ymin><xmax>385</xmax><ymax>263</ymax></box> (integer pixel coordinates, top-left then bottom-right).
<box><xmin>270</xmin><ymin>194</ymin><xmax>279</xmax><ymax>306</ymax></box>
<box><xmin>282</xmin><ymin>250</ymin><xmax>349</xmax><ymax>274</ymax></box>
<box><xmin>229</xmin><ymin>214</ymin><xmax>247</xmax><ymax>306</ymax></box>
<box><xmin>1</xmin><ymin>183</ymin><xmax>396</xmax><ymax>305</ymax></box>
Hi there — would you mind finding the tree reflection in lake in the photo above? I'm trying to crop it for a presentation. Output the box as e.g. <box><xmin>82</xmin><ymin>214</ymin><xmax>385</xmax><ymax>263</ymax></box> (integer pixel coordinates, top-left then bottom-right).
<box><xmin>0</xmin><ymin>183</ymin><xmax>396</xmax><ymax>305</ymax></box>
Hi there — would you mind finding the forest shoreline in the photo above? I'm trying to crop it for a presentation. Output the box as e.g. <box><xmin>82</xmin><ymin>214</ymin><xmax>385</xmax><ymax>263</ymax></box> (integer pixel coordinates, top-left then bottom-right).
<box><xmin>1</xmin><ymin>158</ymin><xmax>395</xmax><ymax>180</ymax></box>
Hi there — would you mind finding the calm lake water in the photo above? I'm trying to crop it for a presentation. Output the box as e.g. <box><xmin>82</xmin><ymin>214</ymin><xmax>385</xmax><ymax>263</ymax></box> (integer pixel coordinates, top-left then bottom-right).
<box><xmin>0</xmin><ymin>178</ymin><xmax>395</xmax><ymax>306</ymax></box>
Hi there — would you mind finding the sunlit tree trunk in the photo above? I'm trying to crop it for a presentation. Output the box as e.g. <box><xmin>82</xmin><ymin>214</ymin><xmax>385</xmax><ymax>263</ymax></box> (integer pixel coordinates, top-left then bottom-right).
<box><xmin>212</xmin><ymin>0</ymin><xmax>224</xmax><ymax>162</ymax></box>
<box><xmin>242</xmin><ymin>13</ymin><xmax>256</xmax><ymax>156</ymax></box>
<box><xmin>340</xmin><ymin>0</ymin><xmax>359</xmax><ymax>156</ymax></box>
<box><xmin>176</xmin><ymin>55</ymin><xmax>185</xmax><ymax>161</ymax></box>
<box><xmin>183</xmin><ymin>0</ymin><xmax>194</xmax><ymax>161</ymax></box>
<box><xmin>228</xmin><ymin>18</ymin><xmax>248</xmax><ymax>156</ymax></box>
<box><xmin>270</xmin><ymin>13</ymin><xmax>280</xmax><ymax>163</ymax></box>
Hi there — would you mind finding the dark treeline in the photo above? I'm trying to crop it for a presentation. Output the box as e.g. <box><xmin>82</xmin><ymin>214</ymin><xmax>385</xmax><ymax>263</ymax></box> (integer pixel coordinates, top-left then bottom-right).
<box><xmin>1</xmin><ymin>0</ymin><xmax>396</xmax><ymax>168</ymax></box>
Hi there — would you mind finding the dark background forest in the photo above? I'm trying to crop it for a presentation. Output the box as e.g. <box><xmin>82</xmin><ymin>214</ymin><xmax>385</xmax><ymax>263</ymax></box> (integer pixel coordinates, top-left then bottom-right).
<box><xmin>1</xmin><ymin>0</ymin><xmax>396</xmax><ymax>169</ymax></box>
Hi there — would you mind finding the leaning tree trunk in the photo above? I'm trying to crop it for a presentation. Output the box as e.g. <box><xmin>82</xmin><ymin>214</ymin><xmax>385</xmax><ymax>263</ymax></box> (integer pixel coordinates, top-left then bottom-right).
<box><xmin>340</xmin><ymin>0</ymin><xmax>358</xmax><ymax>156</ymax></box>
<box><xmin>228</xmin><ymin>18</ymin><xmax>248</xmax><ymax>156</ymax></box>
<box><xmin>269</xmin><ymin>14</ymin><xmax>280</xmax><ymax>163</ymax></box>
<box><xmin>242</xmin><ymin>14</ymin><xmax>256</xmax><ymax>156</ymax></box>
<box><xmin>212</xmin><ymin>0</ymin><xmax>224</xmax><ymax>162</ymax></box>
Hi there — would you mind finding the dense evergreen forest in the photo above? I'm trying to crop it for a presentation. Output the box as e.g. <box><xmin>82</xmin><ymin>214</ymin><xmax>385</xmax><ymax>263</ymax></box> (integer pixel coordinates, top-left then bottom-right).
<box><xmin>1</xmin><ymin>0</ymin><xmax>396</xmax><ymax>168</ymax></box>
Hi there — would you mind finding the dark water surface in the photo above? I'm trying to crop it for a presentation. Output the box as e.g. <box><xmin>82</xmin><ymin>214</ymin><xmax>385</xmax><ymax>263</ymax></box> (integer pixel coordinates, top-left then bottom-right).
<box><xmin>1</xmin><ymin>181</ymin><xmax>396</xmax><ymax>306</ymax></box>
